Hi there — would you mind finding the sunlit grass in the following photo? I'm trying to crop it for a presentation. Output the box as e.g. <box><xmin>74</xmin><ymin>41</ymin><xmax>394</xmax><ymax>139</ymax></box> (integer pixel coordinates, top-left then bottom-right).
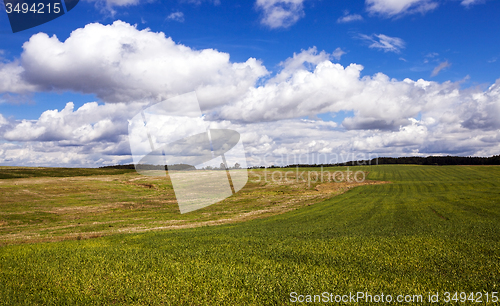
<box><xmin>0</xmin><ymin>167</ymin><xmax>365</xmax><ymax>244</ymax></box>
<box><xmin>1</xmin><ymin>165</ymin><xmax>500</xmax><ymax>305</ymax></box>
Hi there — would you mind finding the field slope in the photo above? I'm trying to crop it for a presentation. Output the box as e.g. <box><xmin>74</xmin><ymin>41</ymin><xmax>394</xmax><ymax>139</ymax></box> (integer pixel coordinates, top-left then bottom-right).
<box><xmin>1</xmin><ymin>165</ymin><xmax>500</xmax><ymax>305</ymax></box>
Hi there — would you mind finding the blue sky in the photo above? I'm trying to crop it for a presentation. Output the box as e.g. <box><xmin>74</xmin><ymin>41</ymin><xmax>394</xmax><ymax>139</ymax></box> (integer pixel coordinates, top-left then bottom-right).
<box><xmin>0</xmin><ymin>0</ymin><xmax>499</xmax><ymax>167</ymax></box>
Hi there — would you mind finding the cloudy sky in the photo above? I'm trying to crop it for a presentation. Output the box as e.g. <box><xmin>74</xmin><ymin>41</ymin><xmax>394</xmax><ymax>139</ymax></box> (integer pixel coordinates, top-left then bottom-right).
<box><xmin>0</xmin><ymin>0</ymin><xmax>499</xmax><ymax>167</ymax></box>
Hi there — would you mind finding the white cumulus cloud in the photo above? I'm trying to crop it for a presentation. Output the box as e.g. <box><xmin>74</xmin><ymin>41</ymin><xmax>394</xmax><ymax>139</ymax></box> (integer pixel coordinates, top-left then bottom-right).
<box><xmin>461</xmin><ymin>0</ymin><xmax>486</xmax><ymax>7</ymax></box>
<box><xmin>183</xmin><ymin>0</ymin><xmax>221</xmax><ymax>5</ymax></box>
<box><xmin>167</xmin><ymin>12</ymin><xmax>185</xmax><ymax>22</ymax></box>
<box><xmin>337</xmin><ymin>13</ymin><xmax>363</xmax><ymax>23</ymax></box>
<box><xmin>255</xmin><ymin>0</ymin><xmax>306</xmax><ymax>29</ymax></box>
<box><xmin>84</xmin><ymin>0</ymin><xmax>144</xmax><ymax>16</ymax></box>
<box><xmin>359</xmin><ymin>34</ymin><xmax>405</xmax><ymax>53</ymax></box>
<box><xmin>0</xmin><ymin>114</ymin><xmax>8</xmax><ymax>126</ymax></box>
<box><xmin>1</xmin><ymin>22</ymin><xmax>500</xmax><ymax>167</ymax></box>
<box><xmin>0</xmin><ymin>61</ymin><xmax>39</xmax><ymax>94</ymax></box>
<box><xmin>431</xmin><ymin>60</ymin><xmax>451</xmax><ymax>77</ymax></box>
<box><xmin>3</xmin><ymin>101</ymin><xmax>138</xmax><ymax>143</ymax></box>
<box><xmin>5</xmin><ymin>21</ymin><xmax>268</xmax><ymax>109</ymax></box>
<box><xmin>215</xmin><ymin>56</ymin><xmax>430</xmax><ymax>126</ymax></box>
<box><xmin>366</xmin><ymin>0</ymin><xmax>438</xmax><ymax>17</ymax></box>
<box><xmin>332</xmin><ymin>48</ymin><xmax>346</xmax><ymax>61</ymax></box>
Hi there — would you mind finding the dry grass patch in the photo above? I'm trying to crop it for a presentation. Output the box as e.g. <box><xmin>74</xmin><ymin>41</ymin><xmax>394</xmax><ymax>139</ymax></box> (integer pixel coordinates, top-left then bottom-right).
<box><xmin>0</xmin><ymin>167</ymin><xmax>388</xmax><ymax>245</ymax></box>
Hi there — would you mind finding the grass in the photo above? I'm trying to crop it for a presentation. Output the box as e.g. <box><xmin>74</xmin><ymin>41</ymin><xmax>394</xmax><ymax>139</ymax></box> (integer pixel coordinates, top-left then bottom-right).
<box><xmin>0</xmin><ymin>167</ymin><xmax>370</xmax><ymax>244</ymax></box>
<box><xmin>1</xmin><ymin>165</ymin><xmax>500</xmax><ymax>305</ymax></box>
<box><xmin>0</xmin><ymin>166</ymin><xmax>135</xmax><ymax>180</ymax></box>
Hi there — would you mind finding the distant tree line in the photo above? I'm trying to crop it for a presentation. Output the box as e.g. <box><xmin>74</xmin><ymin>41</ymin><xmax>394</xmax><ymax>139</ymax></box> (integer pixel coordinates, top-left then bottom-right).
<box><xmin>100</xmin><ymin>164</ymin><xmax>136</xmax><ymax>169</ymax></box>
<box><xmin>368</xmin><ymin>155</ymin><xmax>500</xmax><ymax>166</ymax></box>
<box><xmin>100</xmin><ymin>162</ymin><xmax>242</xmax><ymax>170</ymax></box>
<box><xmin>99</xmin><ymin>164</ymin><xmax>195</xmax><ymax>170</ymax></box>
<box><xmin>201</xmin><ymin>163</ymin><xmax>241</xmax><ymax>170</ymax></box>
<box><xmin>249</xmin><ymin>155</ymin><xmax>500</xmax><ymax>169</ymax></box>
<box><xmin>101</xmin><ymin>156</ymin><xmax>500</xmax><ymax>170</ymax></box>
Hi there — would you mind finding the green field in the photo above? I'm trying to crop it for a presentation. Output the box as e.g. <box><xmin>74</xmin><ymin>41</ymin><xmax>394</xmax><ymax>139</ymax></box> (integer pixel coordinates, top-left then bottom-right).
<box><xmin>1</xmin><ymin>165</ymin><xmax>500</xmax><ymax>305</ymax></box>
<box><xmin>0</xmin><ymin>166</ymin><xmax>365</xmax><ymax>245</ymax></box>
